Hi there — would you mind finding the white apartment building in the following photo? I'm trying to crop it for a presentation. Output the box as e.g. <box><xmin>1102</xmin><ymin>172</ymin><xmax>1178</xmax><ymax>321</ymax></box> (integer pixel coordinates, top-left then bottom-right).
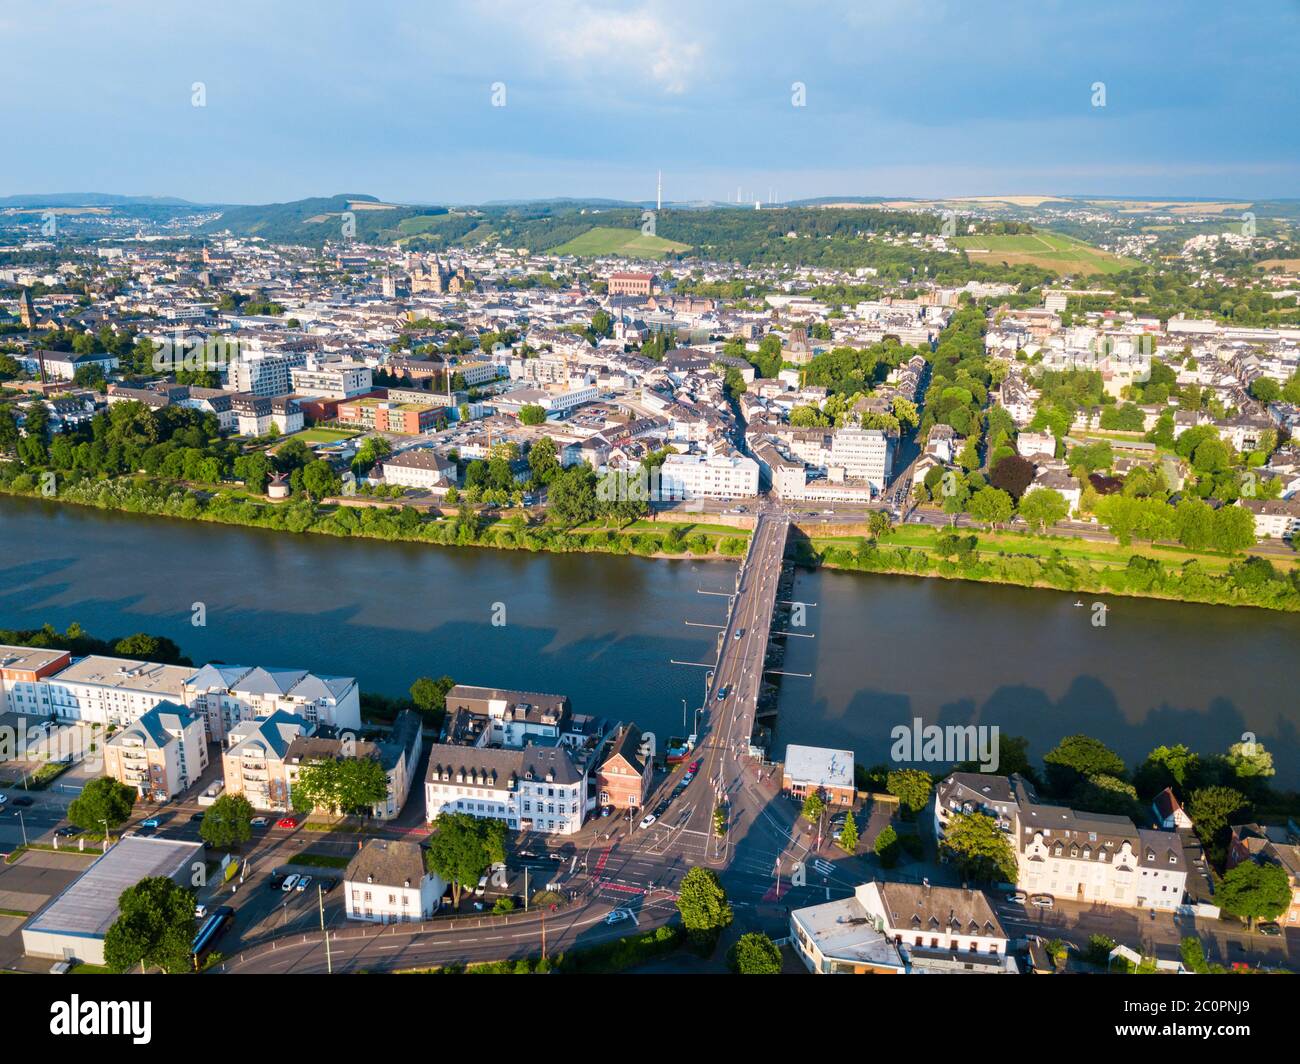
<box><xmin>657</xmin><ymin>452</ymin><xmax>760</xmax><ymax>500</ymax></box>
<box><xmin>1240</xmin><ymin>498</ymin><xmax>1300</xmax><ymax>540</ymax></box>
<box><xmin>1015</xmin><ymin>803</ymin><xmax>1187</xmax><ymax>911</ymax></box>
<box><xmin>225</xmin><ymin>351</ymin><xmax>308</xmax><ymax>397</ymax></box>
<box><xmin>289</xmin><ymin>358</ymin><xmax>373</xmax><ymax>399</ymax></box>
<box><xmin>103</xmin><ymin>701</ymin><xmax>208</xmax><ymax>800</ymax></box>
<box><xmin>44</xmin><ymin>656</ymin><xmax>196</xmax><ymax>728</ymax></box>
<box><xmin>344</xmin><ymin>840</ymin><xmax>447</xmax><ymax>924</ymax></box>
<box><xmin>230</xmin><ymin>394</ymin><xmax>303</xmax><ymax>436</ymax></box>
<box><xmin>184</xmin><ymin>664</ymin><xmax>361</xmax><ymax>741</ymax></box>
<box><xmin>424</xmin><ymin>743</ymin><xmax>586</xmax><ymax>835</ymax></box>
<box><xmin>0</xmin><ymin>645</ymin><xmax>71</xmax><ymax>716</ymax></box>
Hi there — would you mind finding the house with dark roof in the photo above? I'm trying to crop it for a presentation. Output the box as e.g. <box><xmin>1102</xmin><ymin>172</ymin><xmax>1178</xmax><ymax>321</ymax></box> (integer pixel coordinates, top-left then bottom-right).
<box><xmin>343</xmin><ymin>839</ymin><xmax>446</xmax><ymax>924</ymax></box>
<box><xmin>424</xmin><ymin>741</ymin><xmax>587</xmax><ymax>835</ymax></box>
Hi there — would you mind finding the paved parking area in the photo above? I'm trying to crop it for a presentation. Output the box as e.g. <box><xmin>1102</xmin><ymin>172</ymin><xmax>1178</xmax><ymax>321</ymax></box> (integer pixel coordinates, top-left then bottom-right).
<box><xmin>0</xmin><ymin>848</ymin><xmax>96</xmax><ymax>971</ymax></box>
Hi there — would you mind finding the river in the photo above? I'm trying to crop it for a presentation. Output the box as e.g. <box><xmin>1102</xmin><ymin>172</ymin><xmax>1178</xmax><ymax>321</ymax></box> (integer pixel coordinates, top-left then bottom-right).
<box><xmin>3</xmin><ymin>496</ymin><xmax>1297</xmax><ymax>785</ymax></box>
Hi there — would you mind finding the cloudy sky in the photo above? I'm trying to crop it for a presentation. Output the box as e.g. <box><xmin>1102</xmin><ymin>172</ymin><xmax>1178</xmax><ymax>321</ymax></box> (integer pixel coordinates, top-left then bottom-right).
<box><xmin>2</xmin><ymin>0</ymin><xmax>1297</xmax><ymax>204</ymax></box>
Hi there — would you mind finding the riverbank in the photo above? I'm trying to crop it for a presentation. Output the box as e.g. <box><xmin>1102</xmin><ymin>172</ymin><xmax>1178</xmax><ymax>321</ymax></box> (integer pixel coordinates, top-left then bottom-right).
<box><xmin>4</xmin><ymin>473</ymin><xmax>1298</xmax><ymax>610</ymax></box>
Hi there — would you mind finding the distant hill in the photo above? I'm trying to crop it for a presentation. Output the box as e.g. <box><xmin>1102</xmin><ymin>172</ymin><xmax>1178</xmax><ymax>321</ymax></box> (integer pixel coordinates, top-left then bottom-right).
<box><xmin>200</xmin><ymin>194</ymin><xmax>448</xmax><ymax>244</ymax></box>
<box><xmin>0</xmin><ymin>192</ymin><xmax>202</xmax><ymax>208</ymax></box>
<box><xmin>549</xmin><ymin>226</ymin><xmax>692</xmax><ymax>258</ymax></box>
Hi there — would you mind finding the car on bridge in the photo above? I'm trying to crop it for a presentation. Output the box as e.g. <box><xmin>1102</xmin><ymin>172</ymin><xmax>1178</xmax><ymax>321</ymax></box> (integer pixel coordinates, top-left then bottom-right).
<box><xmin>733</xmin><ymin>628</ymin><xmax>743</xmax><ymax>640</ymax></box>
<box><xmin>716</xmin><ymin>686</ymin><xmax>729</xmax><ymax>701</ymax></box>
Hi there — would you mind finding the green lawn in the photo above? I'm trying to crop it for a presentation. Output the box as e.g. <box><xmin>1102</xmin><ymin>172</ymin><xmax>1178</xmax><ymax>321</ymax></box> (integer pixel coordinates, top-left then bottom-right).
<box><xmin>290</xmin><ymin>427</ymin><xmax>362</xmax><ymax>446</ymax></box>
<box><xmin>549</xmin><ymin>226</ymin><xmax>692</xmax><ymax>258</ymax></box>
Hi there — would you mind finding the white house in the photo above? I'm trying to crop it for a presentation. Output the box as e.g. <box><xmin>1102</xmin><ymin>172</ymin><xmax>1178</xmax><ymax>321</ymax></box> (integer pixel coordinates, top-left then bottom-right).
<box><xmin>343</xmin><ymin>840</ymin><xmax>446</xmax><ymax>924</ymax></box>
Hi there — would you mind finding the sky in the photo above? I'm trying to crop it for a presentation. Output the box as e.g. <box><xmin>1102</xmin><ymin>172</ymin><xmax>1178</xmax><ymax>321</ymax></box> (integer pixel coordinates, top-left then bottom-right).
<box><xmin>2</xmin><ymin>0</ymin><xmax>1298</xmax><ymax>205</ymax></box>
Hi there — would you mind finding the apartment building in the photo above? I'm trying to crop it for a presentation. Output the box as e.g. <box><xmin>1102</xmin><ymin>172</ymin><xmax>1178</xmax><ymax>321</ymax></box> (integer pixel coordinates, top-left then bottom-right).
<box><xmin>44</xmin><ymin>656</ymin><xmax>196</xmax><ymax>728</ymax></box>
<box><xmin>184</xmin><ymin>664</ymin><xmax>361</xmax><ymax>742</ymax></box>
<box><xmin>0</xmin><ymin>645</ymin><xmax>71</xmax><ymax>716</ymax></box>
<box><xmin>103</xmin><ymin>701</ymin><xmax>208</xmax><ymax>800</ymax></box>
<box><xmin>230</xmin><ymin>393</ymin><xmax>304</xmax><ymax>436</ymax></box>
<box><xmin>226</xmin><ymin>350</ymin><xmax>308</xmax><ymax>396</ymax></box>
<box><xmin>220</xmin><ymin>711</ymin><xmax>312</xmax><ymax>812</ymax></box>
<box><xmin>1239</xmin><ymin>497</ymin><xmax>1300</xmax><ymax>540</ymax></box>
<box><xmin>344</xmin><ymin>840</ymin><xmax>446</xmax><ymax>924</ymax></box>
<box><xmin>857</xmin><ymin>881</ymin><xmax>1015</xmax><ymax>973</ymax></box>
<box><xmin>1015</xmin><ymin>803</ymin><xmax>1187</xmax><ymax>910</ymax></box>
<box><xmin>607</xmin><ymin>272</ymin><xmax>654</xmax><ymax>297</ymax></box>
<box><xmin>337</xmin><ymin>396</ymin><xmax>444</xmax><ymax>434</ymax></box>
<box><xmin>440</xmin><ymin>685</ymin><xmax>573</xmax><ymax>749</ymax></box>
<box><xmin>657</xmin><ymin>451</ymin><xmax>760</xmax><ymax>500</ymax></box>
<box><xmin>934</xmin><ymin>772</ymin><xmax>1036</xmax><ymax>838</ymax></box>
<box><xmin>424</xmin><ymin>742</ymin><xmax>587</xmax><ymax>834</ymax></box>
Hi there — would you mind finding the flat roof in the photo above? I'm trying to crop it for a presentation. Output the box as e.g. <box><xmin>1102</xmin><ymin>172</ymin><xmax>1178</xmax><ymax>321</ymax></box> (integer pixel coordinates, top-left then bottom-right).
<box><xmin>784</xmin><ymin>744</ymin><xmax>855</xmax><ymax>789</ymax></box>
<box><xmin>51</xmin><ymin>655</ymin><xmax>193</xmax><ymax>696</ymax></box>
<box><xmin>791</xmin><ymin>896</ymin><xmax>902</xmax><ymax>969</ymax></box>
<box><xmin>25</xmin><ymin>836</ymin><xmax>204</xmax><ymax>939</ymax></box>
<box><xmin>0</xmin><ymin>644</ymin><xmax>71</xmax><ymax>673</ymax></box>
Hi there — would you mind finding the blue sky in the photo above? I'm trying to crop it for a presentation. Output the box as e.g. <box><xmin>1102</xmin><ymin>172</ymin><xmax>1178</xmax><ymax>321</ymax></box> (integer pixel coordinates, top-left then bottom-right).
<box><xmin>2</xmin><ymin>0</ymin><xmax>1297</xmax><ymax>204</ymax></box>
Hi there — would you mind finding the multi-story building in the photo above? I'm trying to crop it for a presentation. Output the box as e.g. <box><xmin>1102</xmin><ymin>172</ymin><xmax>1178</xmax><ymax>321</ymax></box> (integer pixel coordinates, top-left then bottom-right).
<box><xmin>657</xmin><ymin>452</ymin><xmax>760</xmax><ymax>499</ymax></box>
<box><xmin>1014</xmin><ymin>803</ymin><xmax>1187</xmax><ymax>910</ymax></box>
<box><xmin>1239</xmin><ymin>498</ymin><xmax>1300</xmax><ymax>540</ymax></box>
<box><xmin>0</xmin><ymin>645</ymin><xmax>71</xmax><ymax>716</ymax></box>
<box><xmin>857</xmin><ymin>881</ymin><xmax>1015</xmax><ymax>973</ymax></box>
<box><xmin>225</xmin><ymin>351</ymin><xmax>308</xmax><ymax>396</ymax></box>
<box><xmin>183</xmin><ymin>664</ymin><xmax>361</xmax><ymax>742</ymax></box>
<box><xmin>607</xmin><ymin>272</ymin><xmax>654</xmax><ymax>297</ymax></box>
<box><xmin>337</xmin><ymin>397</ymin><xmax>444</xmax><ymax>434</ymax></box>
<box><xmin>934</xmin><ymin>771</ymin><xmax>1036</xmax><ymax>838</ymax></box>
<box><xmin>103</xmin><ymin>701</ymin><xmax>208</xmax><ymax>801</ymax></box>
<box><xmin>344</xmin><ymin>839</ymin><xmax>447</xmax><ymax>924</ymax></box>
<box><xmin>595</xmin><ymin>724</ymin><xmax>652</xmax><ymax>810</ymax></box>
<box><xmin>220</xmin><ymin>710</ymin><xmax>312</xmax><ymax>812</ymax></box>
<box><xmin>381</xmin><ymin>449</ymin><xmax>457</xmax><ymax>490</ymax></box>
<box><xmin>424</xmin><ymin>742</ymin><xmax>587</xmax><ymax>835</ymax></box>
<box><xmin>289</xmin><ymin>358</ymin><xmax>373</xmax><ymax>400</ymax></box>
<box><xmin>440</xmin><ymin>685</ymin><xmax>573</xmax><ymax>749</ymax></box>
<box><xmin>44</xmin><ymin>656</ymin><xmax>196</xmax><ymax>728</ymax></box>
<box><xmin>230</xmin><ymin>393</ymin><xmax>303</xmax><ymax>436</ymax></box>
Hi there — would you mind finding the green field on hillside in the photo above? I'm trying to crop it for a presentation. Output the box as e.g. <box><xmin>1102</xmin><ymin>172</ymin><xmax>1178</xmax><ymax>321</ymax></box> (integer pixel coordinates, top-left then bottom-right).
<box><xmin>549</xmin><ymin>226</ymin><xmax>692</xmax><ymax>258</ymax></box>
<box><xmin>955</xmin><ymin>230</ymin><xmax>1138</xmax><ymax>276</ymax></box>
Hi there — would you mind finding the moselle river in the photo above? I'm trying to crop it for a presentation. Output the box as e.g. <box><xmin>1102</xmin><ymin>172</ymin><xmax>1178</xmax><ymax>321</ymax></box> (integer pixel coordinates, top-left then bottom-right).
<box><xmin>3</xmin><ymin>496</ymin><xmax>1298</xmax><ymax>785</ymax></box>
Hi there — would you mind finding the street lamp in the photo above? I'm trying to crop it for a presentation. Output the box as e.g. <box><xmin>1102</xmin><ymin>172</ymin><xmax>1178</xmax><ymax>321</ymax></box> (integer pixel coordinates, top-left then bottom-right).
<box><xmin>16</xmin><ymin>810</ymin><xmax>27</xmax><ymax>849</ymax></box>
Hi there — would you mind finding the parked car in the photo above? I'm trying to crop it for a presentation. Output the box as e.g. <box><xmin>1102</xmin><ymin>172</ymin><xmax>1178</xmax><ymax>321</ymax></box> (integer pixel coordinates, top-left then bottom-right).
<box><xmin>639</xmin><ymin>813</ymin><xmax>657</xmax><ymax>829</ymax></box>
<box><xmin>141</xmin><ymin>818</ymin><xmax>161</xmax><ymax>829</ymax></box>
<box><xmin>688</xmin><ymin>760</ymin><xmax>701</xmax><ymax>774</ymax></box>
<box><xmin>269</xmin><ymin>873</ymin><xmax>287</xmax><ymax>891</ymax></box>
<box><xmin>1009</xmin><ymin>891</ymin><xmax>1028</xmax><ymax>904</ymax></box>
<box><xmin>1030</xmin><ymin>894</ymin><xmax>1054</xmax><ymax>909</ymax></box>
<box><xmin>295</xmin><ymin>875</ymin><xmax>312</xmax><ymax>893</ymax></box>
<box><xmin>599</xmin><ymin>806</ymin><xmax>612</xmax><ymax>818</ymax></box>
<box><xmin>189</xmin><ymin>812</ymin><xmax>204</xmax><ymax>822</ymax></box>
<box><xmin>281</xmin><ymin>874</ymin><xmax>300</xmax><ymax>892</ymax></box>
<box><xmin>1258</xmin><ymin>922</ymin><xmax>1282</xmax><ymax>937</ymax></box>
<box><xmin>194</xmin><ymin>904</ymin><xmax>208</xmax><ymax>919</ymax></box>
<box><xmin>55</xmin><ymin>826</ymin><xmax>79</xmax><ymax>837</ymax></box>
<box><xmin>276</xmin><ymin>816</ymin><xmax>297</xmax><ymax>829</ymax></box>
<box><xmin>683</xmin><ymin>771</ymin><xmax>694</xmax><ymax>784</ymax></box>
<box><xmin>250</xmin><ymin>817</ymin><xmax>269</xmax><ymax>827</ymax></box>
<box><xmin>474</xmin><ymin>875</ymin><xmax>488</xmax><ymax>897</ymax></box>
<box><xmin>0</xmin><ymin>794</ymin><xmax>9</xmax><ymax>805</ymax></box>
<box><xmin>319</xmin><ymin>878</ymin><xmax>337</xmax><ymax>894</ymax></box>
<box><xmin>11</xmin><ymin>796</ymin><xmax>33</xmax><ymax>807</ymax></box>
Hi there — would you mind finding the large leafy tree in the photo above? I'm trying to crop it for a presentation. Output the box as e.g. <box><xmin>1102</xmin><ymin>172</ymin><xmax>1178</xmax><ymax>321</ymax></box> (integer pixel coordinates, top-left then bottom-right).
<box><xmin>989</xmin><ymin>454</ymin><xmax>1035</xmax><ymax>500</ymax></box>
<box><xmin>104</xmin><ymin>876</ymin><xmax>197</xmax><ymax>974</ymax></box>
<box><xmin>676</xmin><ymin>867</ymin><xmax>732</xmax><ymax>939</ymax></box>
<box><xmin>1018</xmin><ymin>487</ymin><xmax>1070</xmax><ymax>531</ymax></box>
<box><xmin>200</xmin><ymin>793</ymin><xmax>254</xmax><ymax>849</ymax></box>
<box><xmin>425</xmin><ymin>813</ymin><xmax>507</xmax><ymax>906</ymax></box>
<box><xmin>886</xmin><ymin>768</ymin><xmax>934</xmax><ymax>816</ymax></box>
<box><xmin>729</xmin><ymin>932</ymin><xmax>782</xmax><ymax>974</ymax></box>
<box><xmin>939</xmin><ymin>812</ymin><xmax>1018</xmax><ymax>885</ymax></box>
<box><xmin>67</xmin><ymin>776</ymin><xmax>136</xmax><ymax>833</ymax></box>
<box><xmin>1043</xmin><ymin>735</ymin><xmax>1126</xmax><ymax>798</ymax></box>
<box><xmin>1133</xmin><ymin>744</ymin><xmax>1200</xmax><ymax>799</ymax></box>
<box><xmin>291</xmin><ymin>755</ymin><xmax>389</xmax><ymax>815</ymax></box>
<box><xmin>410</xmin><ymin>674</ymin><xmax>455</xmax><ymax>716</ymax></box>
<box><xmin>968</xmin><ymin>486</ymin><xmax>1013</xmax><ymax>529</ymax></box>
<box><xmin>1216</xmin><ymin>862</ymin><xmax>1291</xmax><ymax>927</ymax></box>
<box><xmin>1187</xmin><ymin>786</ymin><xmax>1248</xmax><ymax>860</ymax></box>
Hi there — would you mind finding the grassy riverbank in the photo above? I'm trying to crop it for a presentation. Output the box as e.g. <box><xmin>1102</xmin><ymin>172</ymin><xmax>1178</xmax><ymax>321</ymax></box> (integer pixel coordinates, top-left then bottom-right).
<box><xmin>4</xmin><ymin>474</ymin><xmax>1297</xmax><ymax>611</ymax></box>
<box><xmin>797</xmin><ymin>524</ymin><xmax>1300</xmax><ymax>612</ymax></box>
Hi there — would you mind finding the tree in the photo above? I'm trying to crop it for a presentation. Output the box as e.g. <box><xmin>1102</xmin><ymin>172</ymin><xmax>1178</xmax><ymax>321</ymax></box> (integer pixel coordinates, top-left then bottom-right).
<box><xmin>291</xmin><ymin>755</ymin><xmax>390</xmax><ymax>815</ymax></box>
<box><xmin>548</xmin><ymin>465</ymin><xmax>597</xmax><ymax>526</ymax></box>
<box><xmin>527</xmin><ymin>436</ymin><xmax>560</xmax><ymax>485</ymax></box>
<box><xmin>1187</xmin><ymin>786</ymin><xmax>1248</xmax><ymax>858</ymax></box>
<box><xmin>103</xmin><ymin>876</ymin><xmax>196</xmax><ymax>974</ymax></box>
<box><xmin>837</xmin><ymin>810</ymin><xmax>859</xmax><ymax>853</ymax></box>
<box><xmin>874</xmin><ymin>824</ymin><xmax>900</xmax><ymax>867</ymax></box>
<box><xmin>729</xmin><ymin>932</ymin><xmax>782</xmax><ymax>974</ymax></box>
<box><xmin>989</xmin><ymin>454</ymin><xmax>1035</xmax><ymax>500</ymax></box>
<box><xmin>410</xmin><ymin>674</ymin><xmax>455</xmax><ymax>716</ymax></box>
<box><xmin>1018</xmin><ymin>487</ymin><xmax>1069</xmax><ymax>531</ymax></box>
<box><xmin>885</xmin><ymin>768</ymin><xmax>933</xmax><ymax>816</ymax></box>
<box><xmin>200</xmin><ymin>793</ymin><xmax>254</xmax><ymax>849</ymax></box>
<box><xmin>675</xmin><ymin>866</ymin><xmax>732</xmax><ymax>939</ymax></box>
<box><xmin>1216</xmin><ymin>862</ymin><xmax>1291</xmax><ymax>927</ymax></box>
<box><xmin>518</xmin><ymin>404</ymin><xmax>547</xmax><ymax>426</ymax></box>
<box><xmin>867</xmin><ymin>510</ymin><xmax>894</xmax><ymax>539</ymax></box>
<box><xmin>300</xmin><ymin>459</ymin><xmax>341</xmax><ymax>501</ymax></box>
<box><xmin>1134</xmin><ymin>744</ymin><xmax>1200</xmax><ymax>799</ymax></box>
<box><xmin>1224</xmin><ymin>740</ymin><xmax>1275</xmax><ymax>782</ymax></box>
<box><xmin>969</xmin><ymin>486</ymin><xmax>1013</xmax><ymax>529</ymax></box>
<box><xmin>68</xmin><ymin>776</ymin><xmax>136</xmax><ymax>833</ymax></box>
<box><xmin>794</xmin><ymin>793</ymin><xmax>822</xmax><ymax>825</ymax></box>
<box><xmin>939</xmin><ymin>812</ymin><xmax>1018</xmax><ymax>884</ymax></box>
<box><xmin>425</xmin><ymin>813</ymin><xmax>507</xmax><ymax>906</ymax></box>
<box><xmin>1043</xmin><ymin>735</ymin><xmax>1126</xmax><ymax>797</ymax></box>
